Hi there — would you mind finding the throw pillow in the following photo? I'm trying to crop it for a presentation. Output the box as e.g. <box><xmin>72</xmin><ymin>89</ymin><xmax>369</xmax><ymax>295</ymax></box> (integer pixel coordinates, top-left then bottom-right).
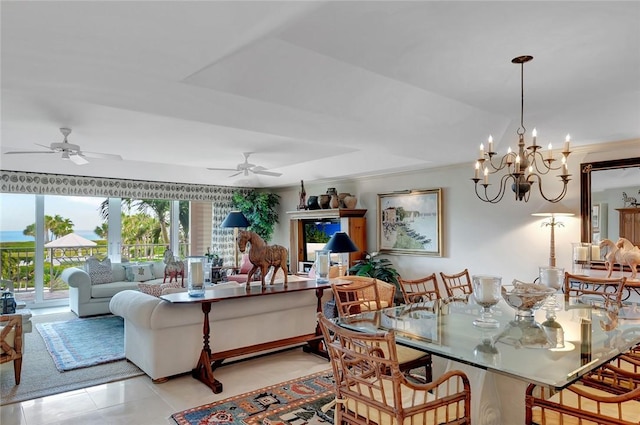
<box><xmin>85</xmin><ymin>257</ymin><xmax>112</xmax><ymax>285</ymax></box>
<box><xmin>138</xmin><ymin>281</ymin><xmax>181</xmax><ymax>297</ymax></box>
<box><xmin>240</xmin><ymin>254</ymin><xmax>252</xmax><ymax>274</ymax></box>
<box><xmin>124</xmin><ymin>264</ymin><xmax>154</xmax><ymax>282</ymax></box>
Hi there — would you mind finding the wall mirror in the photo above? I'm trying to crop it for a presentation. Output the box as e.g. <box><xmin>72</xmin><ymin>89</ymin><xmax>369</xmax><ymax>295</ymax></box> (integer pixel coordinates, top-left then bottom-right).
<box><xmin>580</xmin><ymin>157</ymin><xmax>640</xmax><ymax>245</ymax></box>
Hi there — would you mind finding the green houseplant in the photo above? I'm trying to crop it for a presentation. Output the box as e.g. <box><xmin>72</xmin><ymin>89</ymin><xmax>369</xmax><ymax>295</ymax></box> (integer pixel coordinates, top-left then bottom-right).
<box><xmin>232</xmin><ymin>190</ymin><xmax>280</xmax><ymax>242</ymax></box>
<box><xmin>348</xmin><ymin>252</ymin><xmax>400</xmax><ymax>286</ymax></box>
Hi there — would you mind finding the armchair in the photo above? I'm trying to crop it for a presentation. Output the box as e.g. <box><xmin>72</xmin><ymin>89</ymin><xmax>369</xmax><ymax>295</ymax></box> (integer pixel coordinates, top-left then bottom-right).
<box><xmin>318</xmin><ymin>313</ymin><xmax>471</xmax><ymax>425</ymax></box>
<box><xmin>0</xmin><ymin>314</ymin><xmax>23</xmax><ymax>385</ymax></box>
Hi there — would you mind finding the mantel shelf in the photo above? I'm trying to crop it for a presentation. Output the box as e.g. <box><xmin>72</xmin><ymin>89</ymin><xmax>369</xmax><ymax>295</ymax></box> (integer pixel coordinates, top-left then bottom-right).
<box><xmin>286</xmin><ymin>209</ymin><xmax>367</xmax><ymax>220</ymax></box>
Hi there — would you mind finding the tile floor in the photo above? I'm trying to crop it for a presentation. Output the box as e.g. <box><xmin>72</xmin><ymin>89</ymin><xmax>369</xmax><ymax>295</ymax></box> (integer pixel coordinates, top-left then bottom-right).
<box><xmin>1</xmin><ymin>308</ymin><xmax>331</xmax><ymax>425</ymax></box>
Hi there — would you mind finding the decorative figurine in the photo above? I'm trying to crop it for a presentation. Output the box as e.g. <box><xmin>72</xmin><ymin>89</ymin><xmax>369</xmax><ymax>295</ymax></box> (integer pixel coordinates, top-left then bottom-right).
<box><xmin>237</xmin><ymin>230</ymin><xmax>289</xmax><ymax>287</ymax></box>
<box><xmin>298</xmin><ymin>180</ymin><xmax>307</xmax><ymax>210</ymax></box>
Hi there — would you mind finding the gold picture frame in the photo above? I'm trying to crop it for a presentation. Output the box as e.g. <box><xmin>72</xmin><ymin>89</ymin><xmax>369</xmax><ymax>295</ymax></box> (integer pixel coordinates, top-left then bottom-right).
<box><xmin>377</xmin><ymin>188</ymin><xmax>443</xmax><ymax>256</ymax></box>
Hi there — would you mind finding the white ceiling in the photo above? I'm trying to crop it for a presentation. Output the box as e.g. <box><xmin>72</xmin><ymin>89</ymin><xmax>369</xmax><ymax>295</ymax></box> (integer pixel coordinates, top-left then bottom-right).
<box><xmin>1</xmin><ymin>1</ymin><xmax>639</xmax><ymax>189</ymax></box>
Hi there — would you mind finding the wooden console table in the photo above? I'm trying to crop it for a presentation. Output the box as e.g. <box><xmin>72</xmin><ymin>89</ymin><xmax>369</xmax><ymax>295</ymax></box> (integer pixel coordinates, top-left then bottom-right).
<box><xmin>160</xmin><ymin>277</ymin><xmax>349</xmax><ymax>393</ymax></box>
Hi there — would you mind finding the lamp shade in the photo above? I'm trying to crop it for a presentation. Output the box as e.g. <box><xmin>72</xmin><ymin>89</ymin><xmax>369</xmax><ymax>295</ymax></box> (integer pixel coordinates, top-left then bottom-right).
<box><xmin>221</xmin><ymin>211</ymin><xmax>250</xmax><ymax>228</ymax></box>
<box><xmin>324</xmin><ymin>232</ymin><xmax>359</xmax><ymax>253</ymax></box>
<box><xmin>531</xmin><ymin>202</ymin><xmax>575</xmax><ymax>218</ymax></box>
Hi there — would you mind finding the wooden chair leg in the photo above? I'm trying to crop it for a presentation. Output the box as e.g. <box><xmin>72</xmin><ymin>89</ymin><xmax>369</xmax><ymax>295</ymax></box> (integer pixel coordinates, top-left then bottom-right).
<box><xmin>14</xmin><ymin>357</ymin><xmax>22</xmax><ymax>385</ymax></box>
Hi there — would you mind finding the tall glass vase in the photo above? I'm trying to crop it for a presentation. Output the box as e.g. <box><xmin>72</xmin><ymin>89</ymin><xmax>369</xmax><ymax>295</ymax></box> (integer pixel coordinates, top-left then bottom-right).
<box><xmin>315</xmin><ymin>250</ymin><xmax>331</xmax><ymax>283</ymax></box>
<box><xmin>188</xmin><ymin>258</ymin><xmax>205</xmax><ymax>297</ymax></box>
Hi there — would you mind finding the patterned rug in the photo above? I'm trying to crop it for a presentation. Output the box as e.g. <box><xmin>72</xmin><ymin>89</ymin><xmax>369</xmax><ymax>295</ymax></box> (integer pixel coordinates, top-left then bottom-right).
<box><xmin>171</xmin><ymin>371</ymin><xmax>336</xmax><ymax>425</ymax></box>
<box><xmin>36</xmin><ymin>315</ymin><xmax>125</xmax><ymax>371</ymax></box>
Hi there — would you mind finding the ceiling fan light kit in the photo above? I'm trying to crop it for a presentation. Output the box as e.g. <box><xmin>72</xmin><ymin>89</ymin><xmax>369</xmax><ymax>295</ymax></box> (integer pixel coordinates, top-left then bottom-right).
<box><xmin>6</xmin><ymin>127</ymin><xmax>122</xmax><ymax>165</ymax></box>
<box><xmin>471</xmin><ymin>55</ymin><xmax>571</xmax><ymax>204</ymax></box>
<box><xmin>207</xmin><ymin>152</ymin><xmax>282</xmax><ymax>178</ymax></box>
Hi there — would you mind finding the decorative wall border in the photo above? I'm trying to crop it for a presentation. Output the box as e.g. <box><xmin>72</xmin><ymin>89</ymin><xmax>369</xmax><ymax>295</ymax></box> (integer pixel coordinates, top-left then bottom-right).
<box><xmin>0</xmin><ymin>170</ymin><xmax>249</xmax><ymax>202</ymax></box>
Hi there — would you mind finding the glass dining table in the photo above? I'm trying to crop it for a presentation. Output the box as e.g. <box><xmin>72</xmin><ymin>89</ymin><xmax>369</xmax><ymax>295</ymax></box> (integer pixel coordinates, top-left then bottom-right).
<box><xmin>333</xmin><ymin>294</ymin><xmax>640</xmax><ymax>425</ymax></box>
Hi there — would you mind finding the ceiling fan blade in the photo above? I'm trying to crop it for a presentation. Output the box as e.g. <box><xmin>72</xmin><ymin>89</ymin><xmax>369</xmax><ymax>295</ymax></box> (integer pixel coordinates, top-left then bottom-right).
<box><xmin>251</xmin><ymin>166</ymin><xmax>282</xmax><ymax>177</ymax></box>
<box><xmin>5</xmin><ymin>150</ymin><xmax>55</xmax><ymax>155</ymax></box>
<box><xmin>81</xmin><ymin>151</ymin><xmax>123</xmax><ymax>160</ymax></box>
<box><xmin>228</xmin><ymin>171</ymin><xmax>243</xmax><ymax>178</ymax></box>
<box><xmin>35</xmin><ymin>143</ymin><xmax>54</xmax><ymax>150</ymax></box>
<box><xmin>207</xmin><ymin>167</ymin><xmax>239</xmax><ymax>172</ymax></box>
<box><xmin>69</xmin><ymin>153</ymin><xmax>89</xmax><ymax>165</ymax></box>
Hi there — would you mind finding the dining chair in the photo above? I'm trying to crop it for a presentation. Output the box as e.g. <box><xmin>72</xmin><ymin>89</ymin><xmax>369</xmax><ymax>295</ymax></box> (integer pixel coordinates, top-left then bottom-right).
<box><xmin>317</xmin><ymin>313</ymin><xmax>471</xmax><ymax>425</ymax></box>
<box><xmin>399</xmin><ymin>273</ymin><xmax>441</xmax><ymax>304</ymax></box>
<box><xmin>0</xmin><ymin>314</ymin><xmax>23</xmax><ymax>385</ymax></box>
<box><xmin>340</xmin><ymin>275</ymin><xmax>396</xmax><ymax>308</ymax></box>
<box><xmin>331</xmin><ymin>278</ymin><xmax>433</xmax><ymax>382</ymax></box>
<box><xmin>563</xmin><ymin>272</ymin><xmax>627</xmax><ymax>306</ymax></box>
<box><xmin>439</xmin><ymin>269</ymin><xmax>473</xmax><ymax>298</ymax></box>
<box><xmin>525</xmin><ymin>381</ymin><xmax>640</xmax><ymax>424</ymax></box>
<box><xmin>581</xmin><ymin>356</ymin><xmax>640</xmax><ymax>397</ymax></box>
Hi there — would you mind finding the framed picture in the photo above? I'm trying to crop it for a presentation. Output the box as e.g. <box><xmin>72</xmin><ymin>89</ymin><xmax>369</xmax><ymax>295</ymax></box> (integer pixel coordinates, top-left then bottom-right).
<box><xmin>591</xmin><ymin>204</ymin><xmax>600</xmax><ymax>232</ymax></box>
<box><xmin>377</xmin><ymin>188</ymin><xmax>443</xmax><ymax>256</ymax></box>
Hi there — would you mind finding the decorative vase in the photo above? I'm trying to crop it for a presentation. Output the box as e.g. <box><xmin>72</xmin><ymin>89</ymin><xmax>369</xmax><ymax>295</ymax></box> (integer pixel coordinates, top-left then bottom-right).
<box><xmin>307</xmin><ymin>195</ymin><xmax>320</xmax><ymax>210</ymax></box>
<box><xmin>187</xmin><ymin>258</ymin><xmax>205</xmax><ymax>297</ymax></box>
<box><xmin>343</xmin><ymin>195</ymin><xmax>357</xmax><ymax>209</ymax></box>
<box><xmin>318</xmin><ymin>194</ymin><xmax>330</xmax><ymax>209</ymax></box>
<box><xmin>330</xmin><ymin>193</ymin><xmax>339</xmax><ymax>209</ymax></box>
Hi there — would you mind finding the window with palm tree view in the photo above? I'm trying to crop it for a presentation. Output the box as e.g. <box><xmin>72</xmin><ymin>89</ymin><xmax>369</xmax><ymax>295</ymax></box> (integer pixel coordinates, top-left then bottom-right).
<box><xmin>0</xmin><ymin>193</ymin><xmax>190</xmax><ymax>306</ymax></box>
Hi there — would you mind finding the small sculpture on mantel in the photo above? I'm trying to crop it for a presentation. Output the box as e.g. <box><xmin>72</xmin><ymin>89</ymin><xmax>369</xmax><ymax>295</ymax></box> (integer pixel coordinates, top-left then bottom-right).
<box><xmin>298</xmin><ymin>180</ymin><xmax>307</xmax><ymax>210</ymax></box>
<box><xmin>622</xmin><ymin>191</ymin><xmax>639</xmax><ymax>207</ymax></box>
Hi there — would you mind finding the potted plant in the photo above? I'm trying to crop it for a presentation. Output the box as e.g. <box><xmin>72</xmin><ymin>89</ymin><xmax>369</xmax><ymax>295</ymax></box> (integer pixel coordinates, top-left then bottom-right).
<box><xmin>348</xmin><ymin>251</ymin><xmax>400</xmax><ymax>285</ymax></box>
<box><xmin>232</xmin><ymin>190</ymin><xmax>280</xmax><ymax>242</ymax></box>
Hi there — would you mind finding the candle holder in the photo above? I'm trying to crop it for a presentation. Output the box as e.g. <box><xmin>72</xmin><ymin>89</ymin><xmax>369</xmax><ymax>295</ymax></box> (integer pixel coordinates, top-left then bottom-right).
<box><xmin>315</xmin><ymin>250</ymin><xmax>331</xmax><ymax>284</ymax></box>
<box><xmin>188</xmin><ymin>258</ymin><xmax>205</xmax><ymax>297</ymax></box>
<box><xmin>572</xmin><ymin>242</ymin><xmax>591</xmax><ymax>275</ymax></box>
<box><xmin>471</xmin><ymin>275</ymin><xmax>502</xmax><ymax>328</ymax></box>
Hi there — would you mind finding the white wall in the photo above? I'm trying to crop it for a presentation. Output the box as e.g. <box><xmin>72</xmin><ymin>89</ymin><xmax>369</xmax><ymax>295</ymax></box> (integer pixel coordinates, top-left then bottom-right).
<box><xmin>272</xmin><ymin>142</ymin><xmax>637</xmax><ymax>286</ymax></box>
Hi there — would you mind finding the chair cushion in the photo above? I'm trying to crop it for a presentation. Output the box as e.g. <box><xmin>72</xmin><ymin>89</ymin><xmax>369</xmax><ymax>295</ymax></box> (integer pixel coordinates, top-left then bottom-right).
<box><xmin>85</xmin><ymin>257</ymin><xmax>112</xmax><ymax>285</ymax></box>
<box><xmin>344</xmin><ymin>380</ymin><xmax>462</xmax><ymax>425</ymax></box>
<box><xmin>531</xmin><ymin>385</ymin><xmax>640</xmax><ymax>425</ymax></box>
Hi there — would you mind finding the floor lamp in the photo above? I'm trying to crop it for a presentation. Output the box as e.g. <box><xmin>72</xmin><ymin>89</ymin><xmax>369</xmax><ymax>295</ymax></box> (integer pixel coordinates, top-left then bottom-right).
<box><xmin>221</xmin><ymin>211</ymin><xmax>250</xmax><ymax>269</ymax></box>
<box><xmin>324</xmin><ymin>232</ymin><xmax>359</xmax><ymax>277</ymax></box>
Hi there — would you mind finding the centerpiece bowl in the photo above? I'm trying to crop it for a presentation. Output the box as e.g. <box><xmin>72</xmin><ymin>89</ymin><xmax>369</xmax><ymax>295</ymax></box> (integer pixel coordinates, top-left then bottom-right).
<box><xmin>501</xmin><ymin>281</ymin><xmax>555</xmax><ymax>318</ymax></box>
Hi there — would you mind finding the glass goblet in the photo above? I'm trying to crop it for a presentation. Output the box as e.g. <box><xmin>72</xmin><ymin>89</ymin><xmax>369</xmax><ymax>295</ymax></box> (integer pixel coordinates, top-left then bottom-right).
<box><xmin>472</xmin><ymin>275</ymin><xmax>502</xmax><ymax>328</ymax></box>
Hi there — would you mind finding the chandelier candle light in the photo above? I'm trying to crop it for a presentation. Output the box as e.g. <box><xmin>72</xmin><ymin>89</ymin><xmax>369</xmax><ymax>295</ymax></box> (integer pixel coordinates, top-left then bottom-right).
<box><xmin>472</xmin><ymin>56</ymin><xmax>572</xmax><ymax>203</ymax></box>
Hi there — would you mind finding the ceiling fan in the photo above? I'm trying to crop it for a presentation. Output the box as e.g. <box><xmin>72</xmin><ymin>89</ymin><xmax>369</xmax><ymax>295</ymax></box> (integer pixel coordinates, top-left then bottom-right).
<box><xmin>5</xmin><ymin>128</ymin><xmax>123</xmax><ymax>165</ymax></box>
<box><xmin>207</xmin><ymin>152</ymin><xmax>282</xmax><ymax>177</ymax></box>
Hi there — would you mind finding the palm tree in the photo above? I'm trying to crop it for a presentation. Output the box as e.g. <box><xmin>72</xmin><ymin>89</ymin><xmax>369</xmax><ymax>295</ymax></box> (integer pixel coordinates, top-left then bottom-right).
<box><xmin>23</xmin><ymin>214</ymin><xmax>74</xmax><ymax>242</ymax></box>
<box><xmin>94</xmin><ymin>223</ymin><xmax>108</xmax><ymax>239</ymax></box>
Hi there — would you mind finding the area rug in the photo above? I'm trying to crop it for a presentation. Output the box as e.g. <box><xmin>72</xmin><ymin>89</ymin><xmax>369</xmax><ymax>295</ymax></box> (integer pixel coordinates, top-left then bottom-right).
<box><xmin>36</xmin><ymin>315</ymin><xmax>125</xmax><ymax>371</ymax></box>
<box><xmin>1</xmin><ymin>312</ymin><xmax>143</xmax><ymax>405</ymax></box>
<box><xmin>171</xmin><ymin>371</ymin><xmax>336</xmax><ymax>425</ymax></box>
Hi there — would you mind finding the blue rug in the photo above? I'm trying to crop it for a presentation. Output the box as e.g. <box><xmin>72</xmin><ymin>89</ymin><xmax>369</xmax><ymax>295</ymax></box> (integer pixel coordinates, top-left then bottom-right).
<box><xmin>36</xmin><ymin>315</ymin><xmax>125</xmax><ymax>372</ymax></box>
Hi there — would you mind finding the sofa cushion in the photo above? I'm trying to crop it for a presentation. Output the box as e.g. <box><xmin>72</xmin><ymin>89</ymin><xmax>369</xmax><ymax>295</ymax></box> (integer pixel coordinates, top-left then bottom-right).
<box><xmin>124</xmin><ymin>264</ymin><xmax>154</xmax><ymax>282</ymax></box>
<box><xmin>138</xmin><ymin>281</ymin><xmax>181</xmax><ymax>297</ymax></box>
<box><xmin>91</xmin><ymin>280</ymin><xmax>142</xmax><ymax>298</ymax></box>
<box><xmin>151</xmin><ymin>261</ymin><xmax>165</xmax><ymax>279</ymax></box>
<box><xmin>85</xmin><ymin>257</ymin><xmax>112</xmax><ymax>285</ymax></box>
<box><xmin>111</xmin><ymin>263</ymin><xmax>126</xmax><ymax>282</ymax></box>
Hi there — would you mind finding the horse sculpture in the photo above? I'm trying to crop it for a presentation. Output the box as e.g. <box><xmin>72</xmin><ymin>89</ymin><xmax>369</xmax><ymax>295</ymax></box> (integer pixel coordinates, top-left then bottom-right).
<box><xmin>163</xmin><ymin>249</ymin><xmax>185</xmax><ymax>285</ymax></box>
<box><xmin>237</xmin><ymin>230</ymin><xmax>289</xmax><ymax>287</ymax></box>
<box><xmin>600</xmin><ymin>238</ymin><xmax>640</xmax><ymax>280</ymax></box>
<box><xmin>622</xmin><ymin>191</ymin><xmax>639</xmax><ymax>207</ymax></box>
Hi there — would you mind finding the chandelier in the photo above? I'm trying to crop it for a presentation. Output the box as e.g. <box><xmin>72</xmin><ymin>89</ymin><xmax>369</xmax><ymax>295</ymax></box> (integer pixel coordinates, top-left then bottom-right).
<box><xmin>472</xmin><ymin>55</ymin><xmax>571</xmax><ymax>203</ymax></box>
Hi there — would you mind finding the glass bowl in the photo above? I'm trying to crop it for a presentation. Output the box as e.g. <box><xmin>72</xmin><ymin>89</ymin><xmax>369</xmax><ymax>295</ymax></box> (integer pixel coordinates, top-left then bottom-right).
<box><xmin>501</xmin><ymin>281</ymin><xmax>555</xmax><ymax>317</ymax></box>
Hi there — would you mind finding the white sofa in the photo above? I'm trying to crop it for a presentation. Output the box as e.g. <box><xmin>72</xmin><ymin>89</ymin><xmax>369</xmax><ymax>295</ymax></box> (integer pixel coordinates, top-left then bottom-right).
<box><xmin>61</xmin><ymin>261</ymin><xmax>168</xmax><ymax>317</ymax></box>
<box><xmin>109</xmin><ymin>281</ymin><xmax>320</xmax><ymax>382</ymax></box>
